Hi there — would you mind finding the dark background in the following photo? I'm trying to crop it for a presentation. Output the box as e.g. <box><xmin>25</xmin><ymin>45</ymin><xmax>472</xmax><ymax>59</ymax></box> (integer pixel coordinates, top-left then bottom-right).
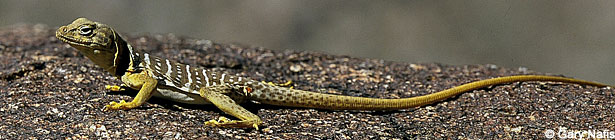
<box><xmin>2</xmin><ymin>0</ymin><xmax>614</xmax><ymax>84</ymax></box>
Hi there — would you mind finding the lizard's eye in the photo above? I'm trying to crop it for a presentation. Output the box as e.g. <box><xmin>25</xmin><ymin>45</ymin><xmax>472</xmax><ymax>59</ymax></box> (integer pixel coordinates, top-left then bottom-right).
<box><xmin>79</xmin><ymin>25</ymin><xmax>94</xmax><ymax>36</ymax></box>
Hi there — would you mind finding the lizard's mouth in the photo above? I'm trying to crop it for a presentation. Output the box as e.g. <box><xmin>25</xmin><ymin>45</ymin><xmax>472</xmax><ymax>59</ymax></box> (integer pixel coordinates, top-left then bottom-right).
<box><xmin>55</xmin><ymin>26</ymin><xmax>103</xmax><ymax>48</ymax></box>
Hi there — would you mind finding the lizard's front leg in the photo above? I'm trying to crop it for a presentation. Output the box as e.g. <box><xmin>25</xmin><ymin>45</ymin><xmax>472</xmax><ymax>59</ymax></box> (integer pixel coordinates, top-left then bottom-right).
<box><xmin>199</xmin><ymin>85</ymin><xmax>263</xmax><ymax>129</ymax></box>
<box><xmin>104</xmin><ymin>70</ymin><xmax>157</xmax><ymax>110</ymax></box>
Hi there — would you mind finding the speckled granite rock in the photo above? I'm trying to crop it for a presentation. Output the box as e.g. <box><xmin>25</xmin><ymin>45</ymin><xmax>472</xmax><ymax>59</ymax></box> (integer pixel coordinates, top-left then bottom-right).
<box><xmin>0</xmin><ymin>24</ymin><xmax>613</xmax><ymax>139</ymax></box>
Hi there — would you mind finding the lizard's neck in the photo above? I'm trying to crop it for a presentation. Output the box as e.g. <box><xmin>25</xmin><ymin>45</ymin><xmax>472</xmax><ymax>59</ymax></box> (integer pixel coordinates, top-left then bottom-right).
<box><xmin>109</xmin><ymin>36</ymin><xmax>134</xmax><ymax>77</ymax></box>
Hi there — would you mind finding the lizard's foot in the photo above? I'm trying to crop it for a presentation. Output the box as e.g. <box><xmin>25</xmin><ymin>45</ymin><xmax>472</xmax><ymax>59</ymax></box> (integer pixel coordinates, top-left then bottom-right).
<box><xmin>105</xmin><ymin>84</ymin><xmax>127</xmax><ymax>92</ymax></box>
<box><xmin>261</xmin><ymin>80</ymin><xmax>293</xmax><ymax>89</ymax></box>
<box><xmin>103</xmin><ymin>100</ymin><xmax>136</xmax><ymax>111</ymax></box>
<box><xmin>204</xmin><ymin>116</ymin><xmax>261</xmax><ymax>130</ymax></box>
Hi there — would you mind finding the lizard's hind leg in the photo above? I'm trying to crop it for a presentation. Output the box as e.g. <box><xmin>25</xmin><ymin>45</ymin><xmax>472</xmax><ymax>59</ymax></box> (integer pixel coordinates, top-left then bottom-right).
<box><xmin>262</xmin><ymin>80</ymin><xmax>293</xmax><ymax>89</ymax></box>
<box><xmin>199</xmin><ymin>85</ymin><xmax>263</xmax><ymax>129</ymax></box>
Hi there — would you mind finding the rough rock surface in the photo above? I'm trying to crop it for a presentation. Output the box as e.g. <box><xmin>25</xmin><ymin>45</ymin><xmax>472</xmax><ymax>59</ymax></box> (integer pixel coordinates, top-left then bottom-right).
<box><xmin>0</xmin><ymin>24</ymin><xmax>613</xmax><ymax>139</ymax></box>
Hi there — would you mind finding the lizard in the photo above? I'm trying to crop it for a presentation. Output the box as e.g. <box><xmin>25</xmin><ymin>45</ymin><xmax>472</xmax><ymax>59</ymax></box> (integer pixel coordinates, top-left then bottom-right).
<box><xmin>55</xmin><ymin>18</ymin><xmax>610</xmax><ymax>129</ymax></box>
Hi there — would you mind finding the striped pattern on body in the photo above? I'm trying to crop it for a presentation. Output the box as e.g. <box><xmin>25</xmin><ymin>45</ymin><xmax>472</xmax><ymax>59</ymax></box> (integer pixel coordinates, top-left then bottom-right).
<box><xmin>129</xmin><ymin>50</ymin><xmax>364</xmax><ymax>108</ymax></box>
<box><xmin>133</xmin><ymin>51</ymin><xmax>254</xmax><ymax>94</ymax></box>
<box><xmin>127</xmin><ymin>50</ymin><xmax>335</xmax><ymax>107</ymax></box>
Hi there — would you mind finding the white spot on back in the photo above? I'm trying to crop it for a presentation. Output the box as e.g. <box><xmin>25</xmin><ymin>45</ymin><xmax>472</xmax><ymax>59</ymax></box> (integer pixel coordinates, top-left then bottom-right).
<box><xmin>165</xmin><ymin>59</ymin><xmax>172</xmax><ymax>76</ymax></box>
<box><xmin>143</xmin><ymin>53</ymin><xmax>151</xmax><ymax>69</ymax></box>
<box><xmin>185</xmin><ymin>65</ymin><xmax>192</xmax><ymax>89</ymax></box>
<box><xmin>220</xmin><ymin>73</ymin><xmax>226</xmax><ymax>84</ymax></box>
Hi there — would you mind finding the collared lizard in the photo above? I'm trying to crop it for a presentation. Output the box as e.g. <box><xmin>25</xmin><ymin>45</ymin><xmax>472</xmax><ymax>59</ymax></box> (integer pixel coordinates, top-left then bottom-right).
<box><xmin>55</xmin><ymin>18</ymin><xmax>609</xmax><ymax>129</ymax></box>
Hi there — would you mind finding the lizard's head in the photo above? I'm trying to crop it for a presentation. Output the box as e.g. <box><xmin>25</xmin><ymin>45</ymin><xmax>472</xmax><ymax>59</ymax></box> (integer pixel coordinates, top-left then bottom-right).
<box><xmin>56</xmin><ymin>18</ymin><xmax>130</xmax><ymax>76</ymax></box>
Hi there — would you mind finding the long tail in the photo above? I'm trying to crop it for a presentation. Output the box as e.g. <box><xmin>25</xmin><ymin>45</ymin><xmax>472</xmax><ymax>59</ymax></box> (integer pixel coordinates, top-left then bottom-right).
<box><xmin>256</xmin><ymin>75</ymin><xmax>609</xmax><ymax>110</ymax></box>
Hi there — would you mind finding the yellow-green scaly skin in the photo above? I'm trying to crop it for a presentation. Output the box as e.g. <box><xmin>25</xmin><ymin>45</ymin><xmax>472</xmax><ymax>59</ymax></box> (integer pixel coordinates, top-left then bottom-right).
<box><xmin>56</xmin><ymin>18</ymin><xmax>610</xmax><ymax>129</ymax></box>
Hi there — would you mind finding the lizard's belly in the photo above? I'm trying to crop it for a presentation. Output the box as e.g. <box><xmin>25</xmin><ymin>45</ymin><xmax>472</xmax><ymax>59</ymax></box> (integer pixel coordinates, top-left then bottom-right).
<box><xmin>152</xmin><ymin>87</ymin><xmax>211</xmax><ymax>105</ymax></box>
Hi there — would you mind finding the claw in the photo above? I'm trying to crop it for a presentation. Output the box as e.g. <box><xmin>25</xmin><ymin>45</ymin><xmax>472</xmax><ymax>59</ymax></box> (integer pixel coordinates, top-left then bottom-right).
<box><xmin>105</xmin><ymin>85</ymin><xmax>126</xmax><ymax>91</ymax></box>
<box><xmin>104</xmin><ymin>100</ymin><xmax>130</xmax><ymax>110</ymax></box>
